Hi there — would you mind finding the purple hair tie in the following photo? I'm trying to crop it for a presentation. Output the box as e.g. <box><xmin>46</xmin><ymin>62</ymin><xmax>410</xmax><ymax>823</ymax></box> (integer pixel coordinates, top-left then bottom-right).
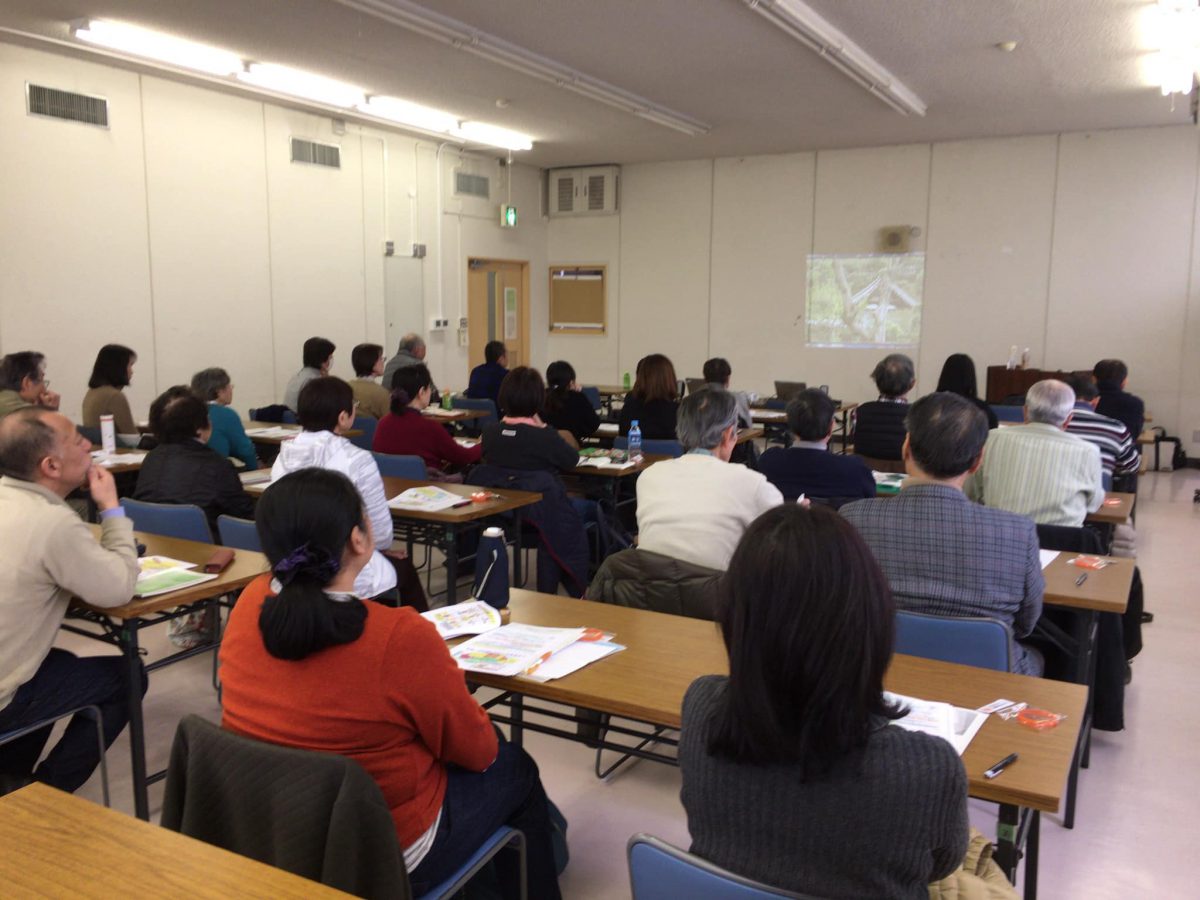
<box><xmin>273</xmin><ymin>542</ymin><xmax>341</xmax><ymax>586</ymax></box>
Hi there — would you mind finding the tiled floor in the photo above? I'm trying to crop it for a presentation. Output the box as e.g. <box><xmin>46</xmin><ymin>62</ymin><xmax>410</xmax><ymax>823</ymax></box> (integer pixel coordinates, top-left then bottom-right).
<box><xmin>58</xmin><ymin>468</ymin><xmax>1200</xmax><ymax>897</ymax></box>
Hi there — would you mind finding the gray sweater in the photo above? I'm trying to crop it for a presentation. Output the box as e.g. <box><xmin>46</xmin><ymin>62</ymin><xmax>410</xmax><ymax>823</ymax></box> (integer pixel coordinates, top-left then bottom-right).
<box><xmin>679</xmin><ymin>675</ymin><xmax>968</xmax><ymax>899</ymax></box>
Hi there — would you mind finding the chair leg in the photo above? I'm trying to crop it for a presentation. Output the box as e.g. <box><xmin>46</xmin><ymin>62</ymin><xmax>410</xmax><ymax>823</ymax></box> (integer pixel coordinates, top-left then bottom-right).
<box><xmin>83</xmin><ymin>706</ymin><xmax>110</xmax><ymax>808</ymax></box>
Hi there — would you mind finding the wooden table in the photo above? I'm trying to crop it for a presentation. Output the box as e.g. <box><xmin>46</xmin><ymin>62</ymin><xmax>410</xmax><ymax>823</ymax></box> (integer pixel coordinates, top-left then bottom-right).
<box><xmin>1087</xmin><ymin>491</ymin><xmax>1133</xmax><ymax>526</ymax></box>
<box><xmin>420</xmin><ymin>407</ymin><xmax>489</xmax><ymax>423</ymax></box>
<box><xmin>91</xmin><ymin>448</ymin><xmax>147</xmax><ymax>475</ymax></box>
<box><xmin>1042</xmin><ymin>552</ymin><xmax>1132</xmax><ymax>615</ymax></box>
<box><xmin>243</xmin><ymin>421</ymin><xmax>363</xmax><ymax>445</ymax></box>
<box><xmin>587</xmin><ymin>423</ymin><xmax>761</xmax><ymax>447</ymax></box>
<box><xmin>0</xmin><ymin>783</ymin><xmax>347</xmax><ymax>898</ymax></box>
<box><xmin>66</xmin><ymin>529</ymin><xmax>268</xmax><ymax>820</ymax></box>
<box><xmin>467</xmin><ymin>590</ymin><xmax>1084</xmax><ymax>896</ymax></box>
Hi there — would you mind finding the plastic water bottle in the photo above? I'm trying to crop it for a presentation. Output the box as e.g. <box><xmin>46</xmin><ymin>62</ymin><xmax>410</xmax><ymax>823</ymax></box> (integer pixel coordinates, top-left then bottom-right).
<box><xmin>628</xmin><ymin>420</ymin><xmax>643</xmax><ymax>461</ymax></box>
<box><xmin>622</xmin><ymin>371</ymin><xmax>631</xmax><ymax>390</ymax></box>
<box><xmin>472</xmin><ymin>526</ymin><xmax>510</xmax><ymax>609</ymax></box>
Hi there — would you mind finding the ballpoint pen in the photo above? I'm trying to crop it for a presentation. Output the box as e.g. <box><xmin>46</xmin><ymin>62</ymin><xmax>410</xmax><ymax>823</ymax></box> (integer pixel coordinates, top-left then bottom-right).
<box><xmin>1075</xmin><ymin>572</ymin><xmax>1088</xmax><ymax>587</ymax></box>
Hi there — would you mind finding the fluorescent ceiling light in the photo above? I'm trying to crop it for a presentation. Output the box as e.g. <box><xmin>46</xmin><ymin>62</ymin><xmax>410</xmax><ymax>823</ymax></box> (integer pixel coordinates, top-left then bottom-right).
<box><xmin>454</xmin><ymin>121</ymin><xmax>533</xmax><ymax>151</ymax></box>
<box><xmin>357</xmin><ymin>96</ymin><xmax>460</xmax><ymax>133</ymax></box>
<box><xmin>72</xmin><ymin>19</ymin><xmax>243</xmax><ymax>76</ymax></box>
<box><xmin>742</xmin><ymin>0</ymin><xmax>926</xmax><ymax>117</ymax></box>
<box><xmin>332</xmin><ymin>0</ymin><xmax>710</xmax><ymax>136</ymax></box>
<box><xmin>238</xmin><ymin>63</ymin><xmax>365</xmax><ymax>108</ymax></box>
<box><xmin>1151</xmin><ymin>0</ymin><xmax>1200</xmax><ymax>95</ymax></box>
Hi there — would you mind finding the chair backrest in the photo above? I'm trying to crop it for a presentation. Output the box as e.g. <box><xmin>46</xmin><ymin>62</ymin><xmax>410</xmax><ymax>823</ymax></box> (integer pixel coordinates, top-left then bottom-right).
<box><xmin>894</xmin><ymin>610</ymin><xmax>1012</xmax><ymax>672</ymax></box>
<box><xmin>613</xmin><ymin>436</ymin><xmax>684</xmax><ymax>458</ymax></box>
<box><xmin>451</xmin><ymin>396</ymin><xmax>498</xmax><ymax>427</ymax></box>
<box><xmin>1036</xmin><ymin>523</ymin><xmax>1104</xmax><ymax>554</ymax></box>
<box><xmin>581</xmin><ymin>385</ymin><xmax>602</xmax><ymax>411</ymax></box>
<box><xmin>216</xmin><ymin>515</ymin><xmax>261</xmax><ymax>552</ymax></box>
<box><xmin>685</xmin><ymin>378</ymin><xmax>708</xmax><ymax>395</ymax></box>
<box><xmin>628</xmin><ymin>833</ymin><xmax>811</xmax><ymax>900</ymax></box>
<box><xmin>77</xmin><ymin>424</ymin><xmax>102</xmax><ymax>445</ymax></box>
<box><xmin>372</xmin><ymin>451</ymin><xmax>427</xmax><ymax>480</ymax></box>
<box><xmin>773</xmin><ymin>380</ymin><xmax>806</xmax><ymax>402</ymax></box>
<box><xmin>282</xmin><ymin>409</ymin><xmax>298</xmax><ymax>425</ymax></box>
<box><xmin>1101</xmin><ymin>470</ymin><xmax>1113</xmax><ymax>492</ymax></box>
<box><xmin>349</xmin><ymin>415</ymin><xmax>378</xmax><ymax>451</ymax></box>
<box><xmin>854</xmin><ymin>453</ymin><xmax>905</xmax><ymax>475</ymax></box>
<box><xmin>990</xmin><ymin>404</ymin><xmax>1024</xmax><ymax>423</ymax></box>
<box><xmin>123</xmin><ymin>498</ymin><xmax>213</xmax><ymax>543</ymax></box>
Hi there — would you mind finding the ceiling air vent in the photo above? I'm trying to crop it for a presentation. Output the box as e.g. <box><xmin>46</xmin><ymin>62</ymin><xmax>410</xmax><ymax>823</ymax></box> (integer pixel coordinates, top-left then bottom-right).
<box><xmin>455</xmin><ymin>170</ymin><xmax>490</xmax><ymax>200</ymax></box>
<box><xmin>26</xmin><ymin>83</ymin><xmax>108</xmax><ymax>128</ymax></box>
<box><xmin>290</xmin><ymin>137</ymin><xmax>341</xmax><ymax>168</ymax></box>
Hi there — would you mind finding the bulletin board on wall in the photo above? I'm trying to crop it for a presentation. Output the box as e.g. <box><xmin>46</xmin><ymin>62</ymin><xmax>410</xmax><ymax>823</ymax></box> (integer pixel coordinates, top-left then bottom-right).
<box><xmin>549</xmin><ymin>266</ymin><xmax>606</xmax><ymax>334</ymax></box>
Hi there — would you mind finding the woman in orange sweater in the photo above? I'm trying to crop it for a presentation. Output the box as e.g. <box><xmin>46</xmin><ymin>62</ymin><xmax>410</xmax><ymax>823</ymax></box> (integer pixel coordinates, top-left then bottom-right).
<box><xmin>219</xmin><ymin>468</ymin><xmax>561</xmax><ymax>899</ymax></box>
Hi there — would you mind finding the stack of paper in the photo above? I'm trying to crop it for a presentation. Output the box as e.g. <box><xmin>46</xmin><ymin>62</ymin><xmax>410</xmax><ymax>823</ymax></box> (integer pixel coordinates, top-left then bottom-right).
<box><xmin>885</xmin><ymin>691</ymin><xmax>987</xmax><ymax>755</ymax></box>
<box><xmin>577</xmin><ymin>455</ymin><xmax>636</xmax><ymax>470</ymax></box>
<box><xmin>872</xmin><ymin>471</ymin><xmax>907</xmax><ymax>493</ymax></box>
<box><xmin>135</xmin><ymin>556</ymin><xmax>218</xmax><ymax>598</ymax></box>
<box><xmin>244</xmin><ymin>426</ymin><xmax>298</xmax><ymax>438</ymax></box>
<box><xmin>421</xmin><ymin>601</ymin><xmax>502</xmax><ymax>639</ymax></box>
<box><xmin>421</xmin><ymin>407</ymin><xmax>460</xmax><ymax>418</ymax></box>
<box><xmin>238</xmin><ymin>469</ymin><xmax>272</xmax><ymax>486</ymax></box>
<box><xmin>1039</xmin><ymin>549</ymin><xmax>1061</xmax><ymax>569</ymax></box>
<box><xmin>451</xmin><ymin>623</ymin><xmax>624</xmax><ymax>680</ymax></box>
<box><xmin>91</xmin><ymin>450</ymin><xmax>148</xmax><ymax>467</ymax></box>
<box><xmin>389</xmin><ymin>486</ymin><xmax>469</xmax><ymax>512</ymax></box>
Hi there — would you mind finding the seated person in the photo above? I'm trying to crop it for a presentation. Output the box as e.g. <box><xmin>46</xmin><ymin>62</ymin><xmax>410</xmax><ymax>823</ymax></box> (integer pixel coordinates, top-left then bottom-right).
<box><xmin>134</xmin><ymin>387</ymin><xmax>255</xmax><ymax>536</ymax></box>
<box><xmin>1064</xmin><ymin>374</ymin><xmax>1140</xmax><ymax>480</ymax></box>
<box><xmin>190</xmin><ymin>367</ymin><xmax>258</xmax><ymax>470</ymax></box>
<box><xmin>700</xmin><ymin>357</ymin><xmax>752</xmax><ymax>427</ymax></box>
<box><xmin>0</xmin><ymin>351</ymin><xmax>60</xmax><ymax>417</ymax></box>
<box><xmin>0</xmin><ymin>409</ymin><xmax>141</xmax><ymax>794</ymax></box>
<box><xmin>382</xmin><ymin>333</ymin><xmax>440</xmax><ymax>402</ymax></box>
<box><xmin>966</xmin><ymin>379</ymin><xmax>1104</xmax><ymax>526</ymax></box>
<box><xmin>349</xmin><ymin>343</ymin><xmax>391</xmax><ymax>420</ymax></box>
<box><xmin>283</xmin><ymin>337</ymin><xmax>335</xmax><ymax>411</ymax></box>
<box><xmin>680</xmin><ymin>504</ymin><xmax>969</xmax><ymax>897</ymax></box>
<box><xmin>481</xmin><ymin>367</ymin><xmax>580</xmax><ymax>473</ymax></box>
<box><xmin>935</xmin><ymin>353</ymin><xmax>998</xmax><ymax>429</ymax></box>
<box><xmin>759</xmin><ymin>388</ymin><xmax>875</xmax><ymax>503</ymax></box>
<box><xmin>541</xmin><ymin>360</ymin><xmax>600</xmax><ymax>445</ymax></box>
<box><xmin>841</xmin><ymin>393</ymin><xmax>1045</xmax><ymax>675</ymax></box>
<box><xmin>272</xmin><ymin>377</ymin><xmax>397</xmax><ymax>601</ymax></box>
<box><xmin>82</xmin><ymin>344</ymin><xmax>139</xmax><ymax>438</ymax></box>
<box><xmin>852</xmin><ymin>352</ymin><xmax>914</xmax><ymax>460</ymax></box>
<box><xmin>218</xmin><ymin>469</ymin><xmax>561</xmax><ymax>899</ymax></box>
<box><xmin>636</xmin><ymin>389</ymin><xmax>782</xmax><ymax>570</ymax></box>
<box><xmin>464</xmin><ymin>340</ymin><xmax>508</xmax><ymax>413</ymax></box>
<box><xmin>1093</xmin><ymin>358</ymin><xmax>1145</xmax><ymax>439</ymax></box>
<box><xmin>372</xmin><ymin>364</ymin><xmax>481</xmax><ymax>474</ymax></box>
<box><xmin>618</xmin><ymin>353</ymin><xmax>679</xmax><ymax>440</ymax></box>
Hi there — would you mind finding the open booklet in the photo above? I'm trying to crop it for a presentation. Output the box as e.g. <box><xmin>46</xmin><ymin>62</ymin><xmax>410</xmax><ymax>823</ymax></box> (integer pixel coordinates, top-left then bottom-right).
<box><xmin>576</xmin><ymin>455</ymin><xmax>636</xmax><ymax>470</ymax></box>
<box><xmin>450</xmin><ymin>623</ymin><xmax>624</xmax><ymax>680</ymax></box>
<box><xmin>388</xmin><ymin>485</ymin><xmax>470</xmax><ymax>512</ymax></box>
<box><xmin>134</xmin><ymin>556</ymin><xmax>218</xmax><ymax>598</ymax></box>
<box><xmin>884</xmin><ymin>691</ymin><xmax>988</xmax><ymax>756</ymax></box>
<box><xmin>421</xmin><ymin>601</ymin><xmax>503</xmax><ymax>639</ymax></box>
<box><xmin>872</xmin><ymin>471</ymin><xmax>907</xmax><ymax>493</ymax></box>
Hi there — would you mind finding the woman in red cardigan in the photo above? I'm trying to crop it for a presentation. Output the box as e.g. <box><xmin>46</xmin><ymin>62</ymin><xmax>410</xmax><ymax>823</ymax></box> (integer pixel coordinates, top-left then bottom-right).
<box><xmin>219</xmin><ymin>468</ymin><xmax>560</xmax><ymax>899</ymax></box>
<box><xmin>372</xmin><ymin>363</ymin><xmax>481</xmax><ymax>476</ymax></box>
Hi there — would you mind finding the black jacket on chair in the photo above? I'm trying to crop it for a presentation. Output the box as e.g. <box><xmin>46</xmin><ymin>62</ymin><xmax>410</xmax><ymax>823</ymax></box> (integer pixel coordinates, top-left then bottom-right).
<box><xmin>586</xmin><ymin>548</ymin><xmax>722</xmax><ymax>620</ymax></box>
<box><xmin>133</xmin><ymin>439</ymin><xmax>255</xmax><ymax>537</ymax></box>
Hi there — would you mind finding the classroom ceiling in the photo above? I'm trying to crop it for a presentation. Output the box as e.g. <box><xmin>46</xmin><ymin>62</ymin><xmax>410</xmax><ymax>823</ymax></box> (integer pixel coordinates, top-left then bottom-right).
<box><xmin>0</xmin><ymin>0</ymin><xmax>1188</xmax><ymax>167</ymax></box>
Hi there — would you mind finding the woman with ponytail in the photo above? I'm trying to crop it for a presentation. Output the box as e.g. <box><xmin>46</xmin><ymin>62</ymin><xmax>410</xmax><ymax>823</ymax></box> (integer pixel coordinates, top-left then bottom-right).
<box><xmin>541</xmin><ymin>360</ymin><xmax>600</xmax><ymax>444</ymax></box>
<box><xmin>371</xmin><ymin>363</ymin><xmax>481</xmax><ymax>475</ymax></box>
<box><xmin>219</xmin><ymin>468</ymin><xmax>562</xmax><ymax>899</ymax></box>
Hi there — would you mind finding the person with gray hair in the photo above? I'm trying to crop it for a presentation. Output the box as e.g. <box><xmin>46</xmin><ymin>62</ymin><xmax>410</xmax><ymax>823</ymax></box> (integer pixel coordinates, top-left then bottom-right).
<box><xmin>852</xmin><ymin>353</ymin><xmax>916</xmax><ymax>461</ymax></box>
<box><xmin>966</xmin><ymin>379</ymin><xmax>1104</xmax><ymax>526</ymax></box>
<box><xmin>635</xmin><ymin>389</ymin><xmax>783</xmax><ymax>570</ymax></box>
<box><xmin>190</xmin><ymin>367</ymin><xmax>257</xmax><ymax>469</ymax></box>
<box><xmin>382</xmin><ymin>333</ymin><xmax>440</xmax><ymax>402</ymax></box>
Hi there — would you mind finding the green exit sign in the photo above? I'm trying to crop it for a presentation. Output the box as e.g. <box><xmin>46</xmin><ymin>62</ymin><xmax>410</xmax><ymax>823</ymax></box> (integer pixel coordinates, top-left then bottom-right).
<box><xmin>499</xmin><ymin>204</ymin><xmax>517</xmax><ymax>228</ymax></box>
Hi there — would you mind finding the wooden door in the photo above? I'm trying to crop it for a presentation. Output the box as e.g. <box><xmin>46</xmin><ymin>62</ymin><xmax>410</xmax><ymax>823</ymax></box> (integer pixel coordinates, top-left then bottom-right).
<box><xmin>467</xmin><ymin>259</ymin><xmax>529</xmax><ymax>369</ymax></box>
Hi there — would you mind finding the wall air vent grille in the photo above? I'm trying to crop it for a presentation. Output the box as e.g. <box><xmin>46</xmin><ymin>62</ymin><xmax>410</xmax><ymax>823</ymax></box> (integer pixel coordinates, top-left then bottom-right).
<box><xmin>455</xmin><ymin>171</ymin><xmax>490</xmax><ymax>199</ymax></box>
<box><xmin>26</xmin><ymin>84</ymin><xmax>108</xmax><ymax>127</ymax></box>
<box><xmin>290</xmin><ymin>137</ymin><xmax>341</xmax><ymax>168</ymax></box>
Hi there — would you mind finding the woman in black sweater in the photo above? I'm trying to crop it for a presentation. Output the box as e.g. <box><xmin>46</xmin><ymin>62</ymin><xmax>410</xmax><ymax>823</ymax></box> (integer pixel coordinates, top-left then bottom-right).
<box><xmin>618</xmin><ymin>353</ymin><xmax>679</xmax><ymax>439</ymax></box>
<box><xmin>936</xmin><ymin>353</ymin><xmax>998</xmax><ymax>429</ymax></box>
<box><xmin>481</xmin><ymin>367</ymin><xmax>579</xmax><ymax>472</ymax></box>
<box><xmin>541</xmin><ymin>360</ymin><xmax>600</xmax><ymax>445</ymax></box>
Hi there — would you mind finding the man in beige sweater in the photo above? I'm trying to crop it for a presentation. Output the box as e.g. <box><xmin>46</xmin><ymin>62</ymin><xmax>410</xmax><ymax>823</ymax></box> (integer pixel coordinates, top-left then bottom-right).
<box><xmin>0</xmin><ymin>408</ymin><xmax>140</xmax><ymax>794</ymax></box>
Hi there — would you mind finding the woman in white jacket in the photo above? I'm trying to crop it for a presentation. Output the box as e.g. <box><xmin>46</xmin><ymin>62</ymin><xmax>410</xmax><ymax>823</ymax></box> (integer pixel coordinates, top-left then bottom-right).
<box><xmin>271</xmin><ymin>376</ymin><xmax>398</xmax><ymax>600</ymax></box>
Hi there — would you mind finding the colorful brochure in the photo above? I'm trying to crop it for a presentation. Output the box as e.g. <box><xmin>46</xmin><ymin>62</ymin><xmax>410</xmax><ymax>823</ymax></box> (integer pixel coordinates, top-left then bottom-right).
<box><xmin>421</xmin><ymin>601</ymin><xmax>503</xmax><ymax>639</ymax></box>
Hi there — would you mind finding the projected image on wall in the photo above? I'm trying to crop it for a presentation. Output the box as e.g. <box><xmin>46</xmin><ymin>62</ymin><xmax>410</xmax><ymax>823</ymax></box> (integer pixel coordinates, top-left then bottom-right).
<box><xmin>806</xmin><ymin>253</ymin><xmax>925</xmax><ymax>347</ymax></box>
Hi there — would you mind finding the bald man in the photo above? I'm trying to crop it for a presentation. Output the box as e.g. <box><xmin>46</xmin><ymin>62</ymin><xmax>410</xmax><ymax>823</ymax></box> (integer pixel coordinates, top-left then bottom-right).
<box><xmin>382</xmin><ymin>333</ymin><xmax>440</xmax><ymax>402</ymax></box>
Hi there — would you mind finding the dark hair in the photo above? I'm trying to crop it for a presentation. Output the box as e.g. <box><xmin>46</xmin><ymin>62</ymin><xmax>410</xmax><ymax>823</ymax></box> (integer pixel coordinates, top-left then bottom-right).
<box><xmin>88</xmin><ymin>344</ymin><xmax>136</xmax><ymax>389</ymax></box>
<box><xmin>190</xmin><ymin>367</ymin><xmax>231</xmax><ymax>402</ymax></box>
<box><xmin>498</xmin><ymin>367</ymin><xmax>545</xmax><ymax>417</ymax></box>
<box><xmin>632</xmin><ymin>354</ymin><xmax>677</xmax><ymax>403</ymax></box>
<box><xmin>390</xmin><ymin>363</ymin><xmax>432</xmax><ymax>413</ymax></box>
<box><xmin>485</xmin><ymin>341</ymin><xmax>507</xmax><ymax>365</ymax></box>
<box><xmin>1066</xmin><ymin>373</ymin><xmax>1098</xmax><ymax>402</ymax></box>
<box><xmin>543</xmin><ymin>360</ymin><xmax>576</xmax><ymax>414</ymax></box>
<box><xmin>0</xmin><ymin>407</ymin><xmax>58</xmax><ymax>480</ymax></box>
<box><xmin>904</xmin><ymin>392</ymin><xmax>987</xmax><ymax>478</ymax></box>
<box><xmin>255</xmin><ymin>469</ymin><xmax>368</xmax><ymax>660</ymax></box>
<box><xmin>935</xmin><ymin>353</ymin><xmax>979</xmax><ymax>400</ymax></box>
<box><xmin>351</xmin><ymin>343</ymin><xmax>383</xmax><ymax>377</ymax></box>
<box><xmin>786</xmin><ymin>388</ymin><xmax>836</xmax><ymax>441</ymax></box>
<box><xmin>298</xmin><ymin>376</ymin><xmax>354</xmax><ymax>432</ymax></box>
<box><xmin>149</xmin><ymin>386</ymin><xmax>209</xmax><ymax>444</ymax></box>
<box><xmin>870</xmin><ymin>353</ymin><xmax>914</xmax><ymax>398</ymax></box>
<box><xmin>0</xmin><ymin>352</ymin><xmax>46</xmax><ymax>392</ymax></box>
<box><xmin>1093</xmin><ymin>359</ymin><xmax>1128</xmax><ymax>388</ymax></box>
<box><xmin>709</xmin><ymin>504</ymin><xmax>905</xmax><ymax>772</ymax></box>
<box><xmin>302</xmin><ymin>337</ymin><xmax>336</xmax><ymax>370</ymax></box>
<box><xmin>702</xmin><ymin>357</ymin><xmax>731</xmax><ymax>385</ymax></box>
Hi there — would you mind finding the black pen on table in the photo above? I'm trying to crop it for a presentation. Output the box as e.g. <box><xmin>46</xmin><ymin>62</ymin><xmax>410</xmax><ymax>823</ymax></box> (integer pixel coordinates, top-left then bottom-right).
<box><xmin>984</xmin><ymin>753</ymin><xmax>1019</xmax><ymax>780</ymax></box>
<box><xmin>1075</xmin><ymin>572</ymin><xmax>1088</xmax><ymax>587</ymax></box>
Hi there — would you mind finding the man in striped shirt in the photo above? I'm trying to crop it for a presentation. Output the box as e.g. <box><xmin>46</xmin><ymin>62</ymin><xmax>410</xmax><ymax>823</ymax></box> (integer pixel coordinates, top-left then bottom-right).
<box><xmin>966</xmin><ymin>379</ymin><xmax>1104</xmax><ymax>527</ymax></box>
<box><xmin>1064</xmin><ymin>374</ymin><xmax>1139</xmax><ymax>480</ymax></box>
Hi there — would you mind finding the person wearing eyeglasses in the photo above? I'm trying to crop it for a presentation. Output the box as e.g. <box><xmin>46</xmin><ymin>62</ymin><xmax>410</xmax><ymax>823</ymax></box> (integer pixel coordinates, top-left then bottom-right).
<box><xmin>0</xmin><ymin>352</ymin><xmax>61</xmax><ymax>418</ymax></box>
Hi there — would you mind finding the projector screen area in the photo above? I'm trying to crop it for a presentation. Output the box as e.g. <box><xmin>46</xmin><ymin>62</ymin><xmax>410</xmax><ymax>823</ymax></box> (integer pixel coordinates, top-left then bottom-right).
<box><xmin>806</xmin><ymin>253</ymin><xmax>925</xmax><ymax>348</ymax></box>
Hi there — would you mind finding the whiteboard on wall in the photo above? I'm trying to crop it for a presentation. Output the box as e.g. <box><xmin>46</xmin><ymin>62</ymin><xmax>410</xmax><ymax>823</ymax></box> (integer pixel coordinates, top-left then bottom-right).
<box><xmin>384</xmin><ymin>256</ymin><xmax>424</xmax><ymax>354</ymax></box>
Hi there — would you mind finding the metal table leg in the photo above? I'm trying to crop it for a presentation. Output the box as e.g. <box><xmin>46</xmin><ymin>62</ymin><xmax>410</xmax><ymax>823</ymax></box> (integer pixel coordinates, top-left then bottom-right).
<box><xmin>121</xmin><ymin>618</ymin><xmax>149</xmax><ymax>820</ymax></box>
<box><xmin>444</xmin><ymin>524</ymin><xmax>458</xmax><ymax>604</ymax></box>
<box><xmin>512</xmin><ymin>509</ymin><xmax>523</xmax><ymax>588</ymax></box>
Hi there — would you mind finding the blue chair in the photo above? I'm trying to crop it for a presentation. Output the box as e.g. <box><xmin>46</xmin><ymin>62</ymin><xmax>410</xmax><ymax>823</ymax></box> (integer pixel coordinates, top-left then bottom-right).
<box><xmin>217</xmin><ymin>515</ymin><xmax>261</xmax><ymax>552</ymax></box>
<box><xmin>628</xmin><ymin>833</ymin><xmax>813</xmax><ymax>899</ymax></box>
<box><xmin>894</xmin><ymin>610</ymin><xmax>1012</xmax><ymax>672</ymax></box>
<box><xmin>613</xmin><ymin>436</ymin><xmax>685</xmax><ymax>458</ymax></box>
<box><xmin>581</xmin><ymin>385</ymin><xmax>602</xmax><ymax>412</ymax></box>
<box><xmin>122</xmin><ymin>499</ymin><xmax>213</xmax><ymax>543</ymax></box>
<box><xmin>0</xmin><ymin>705</ymin><xmax>110</xmax><ymax>807</ymax></box>
<box><xmin>349</xmin><ymin>415</ymin><xmax>377</xmax><ymax>451</ymax></box>
<box><xmin>77</xmin><ymin>424</ymin><xmax>102</xmax><ymax>445</ymax></box>
<box><xmin>451</xmin><ymin>396</ymin><xmax>498</xmax><ymax>435</ymax></box>
<box><xmin>371</xmin><ymin>452</ymin><xmax>427</xmax><ymax>480</ymax></box>
<box><xmin>990</xmin><ymin>405</ymin><xmax>1024</xmax><ymax>423</ymax></box>
<box><xmin>417</xmin><ymin>826</ymin><xmax>526</xmax><ymax>900</ymax></box>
